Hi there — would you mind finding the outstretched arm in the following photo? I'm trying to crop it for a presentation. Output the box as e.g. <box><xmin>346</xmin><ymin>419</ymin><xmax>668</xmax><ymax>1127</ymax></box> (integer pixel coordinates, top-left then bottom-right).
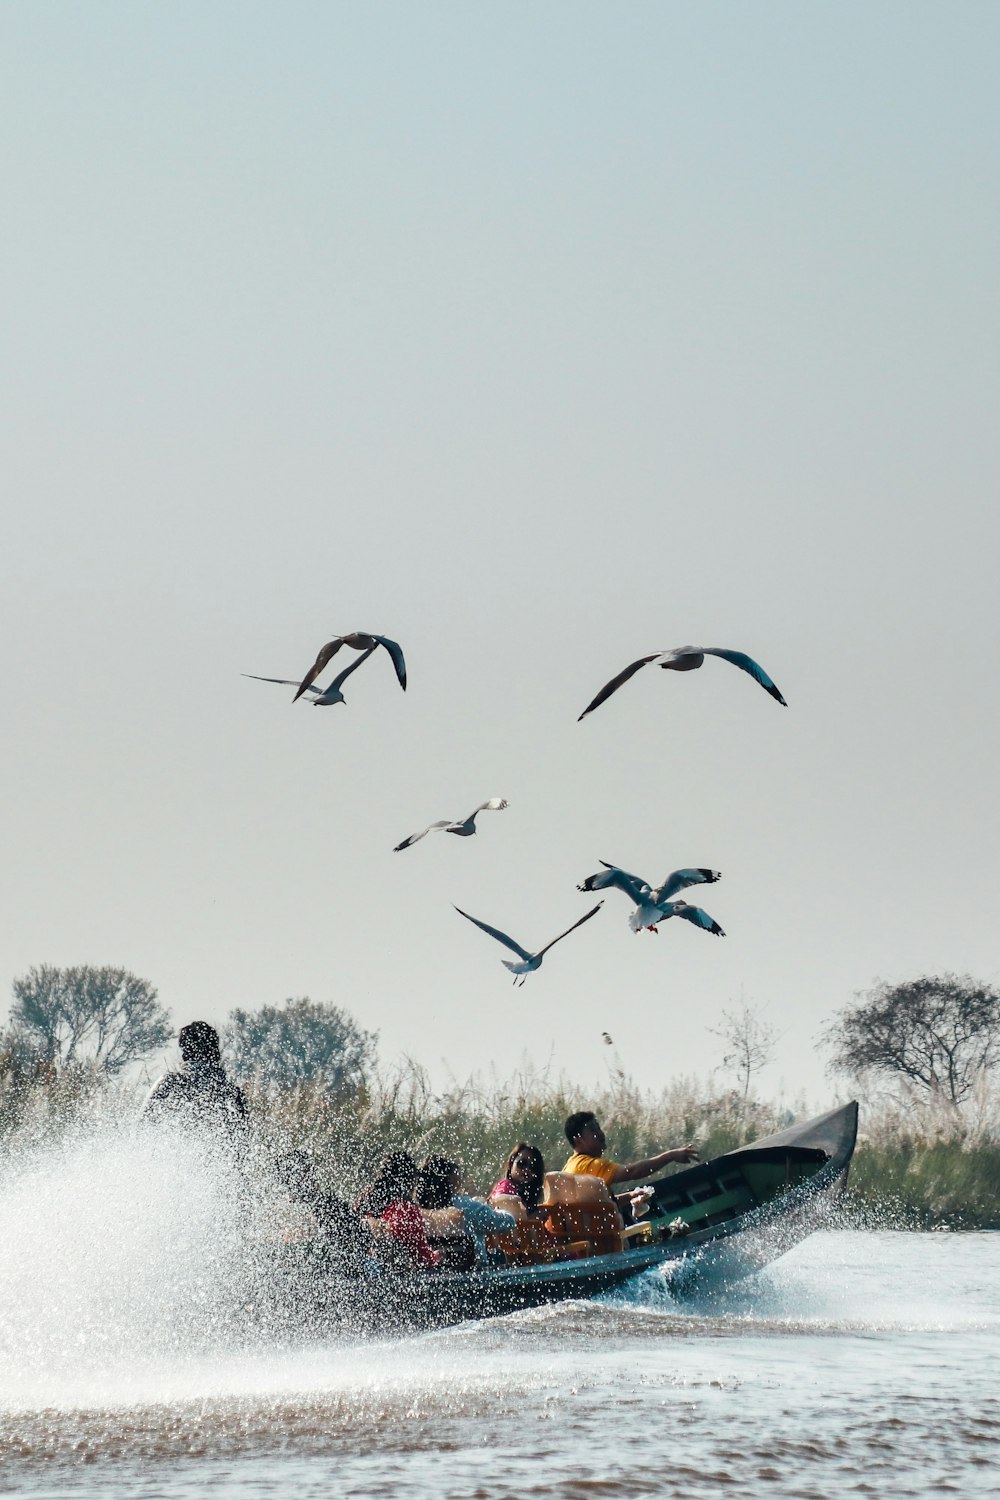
<box><xmin>608</xmin><ymin>1144</ymin><xmax>699</xmax><ymax>1184</ymax></box>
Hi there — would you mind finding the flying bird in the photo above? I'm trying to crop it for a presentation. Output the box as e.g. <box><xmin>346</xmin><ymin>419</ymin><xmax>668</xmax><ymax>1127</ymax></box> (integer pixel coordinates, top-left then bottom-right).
<box><xmin>578</xmin><ymin>862</ymin><xmax>725</xmax><ymax>935</ymax></box>
<box><xmin>394</xmin><ymin>799</ymin><xmax>509</xmax><ymax>852</ymax></box>
<box><xmin>294</xmin><ymin>632</ymin><xmax>406</xmax><ymax>702</ymax></box>
<box><xmin>454</xmin><ymin>902</ymin><xmax>604</xmax><ymax>985</ymax></box>
<box><xmin>243</xmin><ymin>644</ymin><xmax>379</xmax><ymax>706</ymax></box>
<box><xmin>578</xmin><ymin>646</ymin><xmax>786</xmax><ymax>721</ymax></box>
<box><xmin>601</xmin><ymin>1032</ymin><xmax>614</xmax><ymax>1046</ymax></box>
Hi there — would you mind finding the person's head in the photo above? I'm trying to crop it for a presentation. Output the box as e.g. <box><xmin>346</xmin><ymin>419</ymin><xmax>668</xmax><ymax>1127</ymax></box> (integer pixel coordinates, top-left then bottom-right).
<box><xmin>503</xmin><ymin>1142</ymin><xmax>545</xmax><ymax>1208</ymax></box>
<box><xmin>355</xmin><ymin>1150</ymin><xmax>419</xmax><ymax>1217</ymax></box>
<box><xmin>178</xmin><ymin>1021</ymin><xmax>222</xmax><ymax>1068</ymax></box>
<box><xmin>416</xmin><ymin>1155</ymin><xmax>460</xmax><ymax>1210</ymax></box>
<box><xmin>373</xmin><ymin>1151</ymin><xmax>419</xmax><ymax>1206</ymax></box>
<box><xmin>565</xmin><ymin>1110</ymin><xmax>606</xmax><ymax>1156</ymax></box>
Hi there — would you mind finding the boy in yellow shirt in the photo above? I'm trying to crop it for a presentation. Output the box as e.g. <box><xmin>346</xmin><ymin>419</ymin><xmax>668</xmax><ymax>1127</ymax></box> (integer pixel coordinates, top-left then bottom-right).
<box><xmin>562</xmin><ymin>1111</ymin><xmax>699</xmax><ymax>1202</ymax></box>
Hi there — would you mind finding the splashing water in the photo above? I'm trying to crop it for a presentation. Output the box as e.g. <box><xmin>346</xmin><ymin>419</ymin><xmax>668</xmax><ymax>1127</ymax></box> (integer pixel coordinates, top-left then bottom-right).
<box><xmin>0</xmin><ymin>1127</ymin><xmax>289</xmax><ymax>1408</ymax></box>
<box><xmin>1</xmin><ymin>1132</ymin><xmax>998</xmax><ymax>1497</ymax></box>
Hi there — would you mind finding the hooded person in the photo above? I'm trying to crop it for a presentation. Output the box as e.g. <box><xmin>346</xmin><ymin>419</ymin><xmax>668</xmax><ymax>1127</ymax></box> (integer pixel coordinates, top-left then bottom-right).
<box><xmin>142</xmin><ymin>1021</ymin><xmax>250</xmax><ymax>1142</ymax></box>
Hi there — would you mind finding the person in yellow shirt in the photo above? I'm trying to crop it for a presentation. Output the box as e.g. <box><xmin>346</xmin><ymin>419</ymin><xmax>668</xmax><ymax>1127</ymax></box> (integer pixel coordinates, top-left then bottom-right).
<box><xmin>562</xmin><ymin>1111</ymin><xmax>699</xmax><ymax>1205</ymax></box>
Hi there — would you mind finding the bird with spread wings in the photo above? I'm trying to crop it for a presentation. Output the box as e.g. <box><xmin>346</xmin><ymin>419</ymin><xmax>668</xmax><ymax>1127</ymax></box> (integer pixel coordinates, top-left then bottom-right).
<box><xmin>578</xmin><ymin>646</ymin><xmax>786</xmax><ymax>721</ymax></box>
<box><xmin>455</xmin><ymin>902</ymin><xmax>604</xmax><ymax>985</ymax></box>
<box><xmin>577</xmin><ymin>861</ymin><xmax>725</xmax><ymax>935</ymax></box>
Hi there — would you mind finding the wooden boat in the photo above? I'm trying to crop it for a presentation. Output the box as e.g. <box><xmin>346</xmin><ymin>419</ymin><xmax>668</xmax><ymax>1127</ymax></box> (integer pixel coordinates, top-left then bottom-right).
<box><xmin>278</xmin><ymin>1101</ymin><xmax>858</xmax><ymax>1332</ymax></box>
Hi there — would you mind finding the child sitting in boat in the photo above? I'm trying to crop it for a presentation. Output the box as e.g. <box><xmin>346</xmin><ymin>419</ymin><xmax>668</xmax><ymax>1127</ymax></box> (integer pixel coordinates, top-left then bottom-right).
<box><xmin>417</xmin><ymin>1156</ymin><xmax>515</xmax><ymax>1267</ymax></box>
<box><xmin>354</xmin><ymin>1151</ymin><xmax>440</xmax><ymax>1270</ymax></box>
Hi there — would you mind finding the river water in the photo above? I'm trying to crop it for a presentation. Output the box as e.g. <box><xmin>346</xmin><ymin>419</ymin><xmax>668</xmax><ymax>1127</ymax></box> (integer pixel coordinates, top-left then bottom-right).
<box><xmin>0</xmin><ymin>1135</ymin><xmax>996</xmax><ymax>1497</ymax></box>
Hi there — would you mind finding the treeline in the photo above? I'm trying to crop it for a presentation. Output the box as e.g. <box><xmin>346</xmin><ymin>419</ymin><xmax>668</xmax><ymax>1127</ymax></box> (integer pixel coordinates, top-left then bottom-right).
<box><xmin>2</xmin><ymin>965</ymin><xmax>999</xmax><ymax>1228</ymax></box>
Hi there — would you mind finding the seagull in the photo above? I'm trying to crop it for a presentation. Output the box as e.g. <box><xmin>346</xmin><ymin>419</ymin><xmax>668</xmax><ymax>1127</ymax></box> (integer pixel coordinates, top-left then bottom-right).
<box><xmin>577</xmin><ymin>862</ymin><xmax>725</xmax><ymax>935</ymax></box>
<box><xmin>394</xmin><ymin>799</ymin><xmax>509</xmax><ymax>852</ymax></box>
<box><xmin>578</xmin><ymin>646</ymin><xmax>786</xmax><ymax>721</ymax></box>
<box><xmin>294</xmin><ymin>632</ymin><xmax>406</xmax><ymax>702</ymax></box>
<box><xmin>243</xmin><ymin>644</ymin><xmax>379</xmax><ymax>706</ymax></box>
<box><xmin>454</xmin><ymin>902</ymin><xmax>604</xmax><ymax>985</ymax></box>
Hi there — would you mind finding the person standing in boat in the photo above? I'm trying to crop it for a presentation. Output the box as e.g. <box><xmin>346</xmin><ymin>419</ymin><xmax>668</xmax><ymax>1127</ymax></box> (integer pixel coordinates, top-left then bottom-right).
<box><xmin>562</xmin><ymin>1111</ymin><xmax>698</xmax><ymax>1213</ymax></box>
<box><xmin>142</xmin><ymin>1021</ymin><xmax>250</xmax><ymax>1143</ymax></box>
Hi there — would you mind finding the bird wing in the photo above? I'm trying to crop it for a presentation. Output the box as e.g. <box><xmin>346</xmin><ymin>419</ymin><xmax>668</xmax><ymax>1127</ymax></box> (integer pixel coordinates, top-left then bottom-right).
<box><xmin>454</xmin><ymin>907</ymin><xmax>533</xmax><ymax>961</ymax></box>
<box><xmin>577</xmin><ymin>654</ymin><xmax>661</xmax><ymax>721</ymax></box>
<box><xmin>696</xmin><ymin>648</ymin><xmax>786</xmax><ymax>706</ymax></box>
<box><xmin>393</xmin><ymin>821</ymin><xmax>451</xmax><ymax>852</ymax></box>
<box><xmin>656</xmin><ymin>868</ymin><xmax>721</xmax><ymax>902</ymax></box>
<box><xmin>577</xmin><ymin>863</ymin><xmax>649</xmax><ymax>905</ymax></box>
<box><xmin>537</xmin><ymin>901</ymin><xmax>604</xmax><ymax>958</ymax></box>
<box><xmin>244</xmin><ymin>674</ymin><xmax>319</xmax><ymax>693</ymax></box>
<box><xmin>462</xmin><ymin>797</ymin><xmax>509</xmax><ymax>824</ymax></box>
<box><xmin>293</xmin><ymin>638</ymin><xmax>345</xmax><ymax>702</ymax></box>
<box><xmin>328</xmin><ymin>642</ymin><xmax>379</xmax><ymax>690</ymax></box>
<box><xmin>372</xmin><ymin>635</ymin><xmax>407</xmax><ymax>691</ymax></box>
<box><xmin>671</xmin><ymin>903</ymin><xmax>725</xmax><ymax>936</ymax></box>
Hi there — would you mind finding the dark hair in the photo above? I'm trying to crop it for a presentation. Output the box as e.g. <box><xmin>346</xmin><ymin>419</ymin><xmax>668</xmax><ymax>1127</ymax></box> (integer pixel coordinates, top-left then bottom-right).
<box><xmin>354</xmin><ymin>1150</ymin><xmax>419</xmax><ymax>1217</ymax></box>
<box><xmin>502</xmin><ymin>1142</ymin><xmax>545</xmax><ymax>1210</ymax></box>
<box><xmin>565</xmin><ymin>1110</ymin><xmax>598</xmax><ymax>1146</ymax></box>
<box><xmin>416</xmin><ymin>1155</ymin><xmax>459</xmax><ymax>1210</ymax></box>
<box><xmin>178</xmin><ymin>1021</ymin><xmax>222</xmax><ymax>1066</ymax></box>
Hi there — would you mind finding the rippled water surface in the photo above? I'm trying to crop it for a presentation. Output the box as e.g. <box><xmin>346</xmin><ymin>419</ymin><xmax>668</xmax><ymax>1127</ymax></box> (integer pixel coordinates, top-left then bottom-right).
<box><xmin>1</xmin><ymin>1138</ymin><xmax>996</xmax><ymax>1497</ymax></box>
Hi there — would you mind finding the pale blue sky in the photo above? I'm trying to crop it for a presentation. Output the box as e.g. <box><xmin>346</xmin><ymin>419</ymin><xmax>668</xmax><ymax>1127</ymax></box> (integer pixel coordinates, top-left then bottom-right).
<box><xmin>2</xmin><ymin>2</ymin><xmax>998</xmax><ymax>1103</ymax></box>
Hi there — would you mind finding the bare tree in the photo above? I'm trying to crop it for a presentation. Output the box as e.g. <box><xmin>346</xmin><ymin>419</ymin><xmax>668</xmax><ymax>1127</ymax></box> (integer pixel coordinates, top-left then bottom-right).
<box><xmin>825</xmin><ymin>974</ymin><xmax>1000</xmax><ymax>1107</ymax></box>
<box><xmin>709</xmin><ymin>1002</ymin><xmax>779</xmax><ymax>1099</ymax></box>
<box><xmin>8</xmin><ymin>964</ymin><xmax>172</xmax><ymax>1076</ymax></box>
<box><xmin>224</xmin><ymin>997</ymin><xmax>377</xmax><ymax>1092</ymax></box>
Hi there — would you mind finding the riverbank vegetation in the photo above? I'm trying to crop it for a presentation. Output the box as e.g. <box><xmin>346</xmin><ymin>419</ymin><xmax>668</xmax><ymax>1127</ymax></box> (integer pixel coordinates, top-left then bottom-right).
<box><xmin>3</xmin><ymin>966</ymin><xmax>999</xmax><ymax>1226</ymax></box>
<box><xmin>2</xmin><ymin>1046</ymin><xmax>997</xmax><ymax>1229</ymax></box>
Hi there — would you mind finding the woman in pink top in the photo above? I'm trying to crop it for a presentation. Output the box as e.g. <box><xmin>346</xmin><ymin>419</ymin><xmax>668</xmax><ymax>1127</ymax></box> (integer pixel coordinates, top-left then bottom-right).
<box><xmin>490</xmin><ymin>1142</ymin><xmax>546</xmax><ymax>1217</ymax></box>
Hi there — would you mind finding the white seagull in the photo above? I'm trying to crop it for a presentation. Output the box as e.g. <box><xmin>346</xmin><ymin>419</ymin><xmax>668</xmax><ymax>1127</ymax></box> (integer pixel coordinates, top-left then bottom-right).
<box><xmin>243</xmin><ymin>644</ymin><xmax>378</xmax><ymax>706</ymax></box>
<box><xmin>294</xmin><ymin>632</ymin><xmax>406</xmax><ymax>702</ymax></box>
<box><xmin>394</xmin><ymin>799</ymin><xmax>509</xmax><ymax>853</ymax></box>
<box><xmin>454</xmin><ymin>901</ymin><xmax>604</xmax><ymax>985</ymax></box>
<box><xmin>577</xmin><ymin>862</ymin><xmax>725</xmax><ymax>935</ymax></box>
<box><xmin>578</xmin><ymin>646</ymin><xmax>786</xmax><ymax>721</ymax></box>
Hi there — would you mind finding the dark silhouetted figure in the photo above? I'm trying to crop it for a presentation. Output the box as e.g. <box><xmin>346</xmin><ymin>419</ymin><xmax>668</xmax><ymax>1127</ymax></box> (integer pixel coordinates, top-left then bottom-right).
<box><xmin>143</xmin><ymin>1021</ymin><xmax>250</xmax><ymax>1142</ymax></box>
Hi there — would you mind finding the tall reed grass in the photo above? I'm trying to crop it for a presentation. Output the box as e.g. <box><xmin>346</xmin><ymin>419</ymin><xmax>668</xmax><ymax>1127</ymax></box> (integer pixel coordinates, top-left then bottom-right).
<box><xmin>2</xmin><ymin>1052</ymin><xmax>998</xmax><ymax>1227</ymax></box>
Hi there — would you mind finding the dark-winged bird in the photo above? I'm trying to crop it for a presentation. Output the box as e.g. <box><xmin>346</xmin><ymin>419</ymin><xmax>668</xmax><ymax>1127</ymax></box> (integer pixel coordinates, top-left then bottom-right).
<box><xmin>578</xmin><ymin>646</ymin><xmax>786</xmax><ymax>721</ymax></box>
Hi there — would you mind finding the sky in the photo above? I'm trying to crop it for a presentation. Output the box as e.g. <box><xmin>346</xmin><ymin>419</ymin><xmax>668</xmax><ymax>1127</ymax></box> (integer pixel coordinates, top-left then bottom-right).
<box><xmin>2</xmin><ymin>2</ymin><xmax>998</xmax><ymax>1108</ymax></box>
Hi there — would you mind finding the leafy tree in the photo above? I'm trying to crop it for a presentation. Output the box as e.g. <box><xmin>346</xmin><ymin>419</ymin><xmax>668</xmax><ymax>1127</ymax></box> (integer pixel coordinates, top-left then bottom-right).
<box><xmin>224</xmin><ymin>997</ymin><xmax>377</xmax><ymax>1092</ymax></box>
<box><xmin>709</xmin><ymin>1002</ymin><xmax>779</xmax><ymax>1099</ymax></box>
<box><xmin>825</xmin><ymin>974</ymin><xmax>1000</xmax><ymax>1107</ymax></box>
<box><xmin>8</xmin><ymin>964</ymin><xmax>172</xmax><ymax>1076</ymax></box>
